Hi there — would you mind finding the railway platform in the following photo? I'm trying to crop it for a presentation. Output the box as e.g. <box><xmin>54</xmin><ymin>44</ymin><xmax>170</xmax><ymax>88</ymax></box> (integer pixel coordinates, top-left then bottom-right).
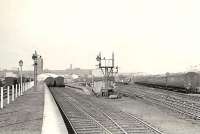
<box><xmin>41</xmin><ymin>84</ymin><xmax>68</xmax><ymax>134</ymax></box>
<box><xmin>0</xmin><ymin>82</ymin><xmax>67</xmax><ymax>134</ymax></box>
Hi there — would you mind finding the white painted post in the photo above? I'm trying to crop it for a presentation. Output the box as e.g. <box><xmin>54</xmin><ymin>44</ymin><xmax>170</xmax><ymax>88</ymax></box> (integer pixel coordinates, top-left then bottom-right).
<box><xmin>18</xmin><ymin>84</ymin><xmax>20</xmax><ymax>96</ymax></box>
<box><xmin>20</xmin><ymin>84</ymin><xmax>21</xmax><ymax>96</ymax></box>
<box><xmin>12</xmin><ymin>85</ymin><xmax>14</xmax><ymax>101</ymax></box>
<box><xmin>22</xmin><ymin>83</ymin><xmax>24</xmax><ymax>95</ymax></box>
<box><xmin>27</xmin><ymin>82</ymin><xmax>29</xmax><ymax>90</ymax></box>
<box><xmin>24</xmin><ymin>83</ymin><xmax>25</xmax><ymax>92</ymax></box>
<box><xmin>23</xmin><ymin>83</ymin><xmax>25</xmax><ymax>92</ymax></box>
<box><xmin>25</xmin><ymin>83</ymin><xmax>26</xmax><ymax>91</ymax></box>
<box><xmin>21</xmin><ymin>83</ymin><xmax>23</xmax><ymax>95</ymax></box>
<box><xmin>7</xmin><ymin>86</ymin><xmax>10</xmax><ymax>104</ymax></box>
<box><xmin>27</xmin><ymin>82</ymin><xmax>30</xmax><ymax>90</ymax></box>
<box><xmin>23</xmin><ymin>83</ymin><xmax>24</xmax><ymax>93</ymax></box>
<box><xmin>15</xmin><ymin>84</ymin><xmax>18</xmax><ymax>98</ymax></box>
<box><xmin>1</xmin><ymin>87</ymin><xmax>3</xmax><ymax>109</ymax></box>
<box><xmin>22</xmin><ymin>83</ymin><xmax>24</xmax><ymax>94</ymax></box>
<box><xmin>25</xmin><ymin>83</ymin><xmax>27</xmax><ymax>91</ymax></box>
<box><xmin>26</xmin><ymin>82</ymin><xmax>29</xmax><ymax>90</ymax></box>
<box><xmin>20</xmin><ymin>84</ymin><xmax>22</xmax><ymax>95</ymax></box>
<box><xmin>24</xmin><ymin>83</ymin><xmax>25</xmax><ymax>91</ymax></box>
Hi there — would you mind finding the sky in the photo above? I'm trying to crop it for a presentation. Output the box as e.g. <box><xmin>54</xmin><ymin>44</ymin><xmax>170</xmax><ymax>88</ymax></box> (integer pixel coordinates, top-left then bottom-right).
<box><xmin>0</xmin><ymin>0</ymin><xmax>200</xmax><ymax>74</ymax></box>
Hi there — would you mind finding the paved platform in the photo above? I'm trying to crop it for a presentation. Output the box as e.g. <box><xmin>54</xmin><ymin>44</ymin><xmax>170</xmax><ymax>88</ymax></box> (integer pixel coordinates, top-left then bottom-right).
<box><xmin>0</xmin><ymin>82</ymin><xmax>69</xmax><ymax>134</ymax></box>
<box><xmin>41</xmin><ymin>84</ymin><xmax>68</xmax><ymax>134</ymax></box>
<box><xmin>0</xmin><ymin>83</ymin><xmax>44</xmax><ymax>134</ymax></box>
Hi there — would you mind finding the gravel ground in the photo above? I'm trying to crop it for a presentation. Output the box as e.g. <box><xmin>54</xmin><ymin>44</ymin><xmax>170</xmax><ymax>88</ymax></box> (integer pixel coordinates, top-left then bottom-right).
<box><xmin>71</xmin><ymin>86</ymin><xmax>200</xmax><ymax>134</ymax></box>
<box><xmin>104</xmin><ymin>96</ymin><xmax>200</xmax><ymax>134</ymax></box>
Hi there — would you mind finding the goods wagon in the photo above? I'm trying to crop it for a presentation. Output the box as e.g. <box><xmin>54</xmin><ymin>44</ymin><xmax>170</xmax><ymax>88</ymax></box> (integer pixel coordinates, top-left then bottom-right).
<box><xmin>17</xmin><ymin>77</ymin><xmax>30</xmax><ymax>84</ymax></box>
<box><xmin>44</xmin><ymin>77</ymin><xmax>55</xmax><ymax>87</ymax></box>
<box><xmin>4</xmin><ymin>77</ymin><xmax>18</xmax><ymax>87</ymax></box>
<box><xmin>184</xmin><ymin>72</ymin><xmax>200</xmax><ymax>93</ymax></box>
<box><xmin>0</xmin><ymin>80</ymin><xmax>2</xmax><ymax>87</ymax></box>
<box><xmin>135</xmin><ymin>72</ymin><xmax>200</xmax><ymax>93</ymax></box>
<box><xmin>54</xmin><ymin>76</ymin><xmax>65</xmax><ymax>87</ymax></box>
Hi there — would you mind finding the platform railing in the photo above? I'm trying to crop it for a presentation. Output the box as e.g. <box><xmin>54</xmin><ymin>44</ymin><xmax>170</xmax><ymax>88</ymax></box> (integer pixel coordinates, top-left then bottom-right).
<box><xmin>0</xmin><ymin>81</ymin><xmax>34</xmax><ymax>109</ymax></box>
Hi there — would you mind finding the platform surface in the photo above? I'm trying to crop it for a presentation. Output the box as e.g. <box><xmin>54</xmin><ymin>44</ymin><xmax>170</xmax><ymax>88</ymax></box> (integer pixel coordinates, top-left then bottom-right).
<box><xmin>0</xmin><ymin>83</ymin><xmax>44</xmax><ymax>134</ymax></box>
<box><xmin>41</xmin><ymin>85</ymin><xmax>68</xmax><ymax>134</ymax></box>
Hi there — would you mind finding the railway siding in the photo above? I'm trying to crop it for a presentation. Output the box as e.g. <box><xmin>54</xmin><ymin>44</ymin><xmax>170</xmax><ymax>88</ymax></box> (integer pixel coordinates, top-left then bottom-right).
<box><xmin>119</xmin><ymin>85</ymin><xmax>200</xmax><ymax>120</ymax></box>
<box><xmin>50</xmin><ymin>88</ymin><xmax>113</xmax><ymax>134</ymax></box>
<box><xmin>50</xmin><ymin>87</ymin><xmax>164</xmax><ymax>134</ymax></box>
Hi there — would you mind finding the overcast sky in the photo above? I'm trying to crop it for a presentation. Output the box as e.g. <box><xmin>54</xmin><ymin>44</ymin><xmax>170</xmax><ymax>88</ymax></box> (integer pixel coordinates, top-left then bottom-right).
<box><xmin>0</xmin><ymin>0</ymin><xmax>200</xmax><ymax>74</ymax></box>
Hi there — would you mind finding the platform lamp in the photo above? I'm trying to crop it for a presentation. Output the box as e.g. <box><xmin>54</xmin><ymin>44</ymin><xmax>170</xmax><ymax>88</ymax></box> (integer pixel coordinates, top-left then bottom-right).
<box><xmin>19</xmin><ymin>60</ymin><xmax>23</xmax><ymax>94</ymax></box>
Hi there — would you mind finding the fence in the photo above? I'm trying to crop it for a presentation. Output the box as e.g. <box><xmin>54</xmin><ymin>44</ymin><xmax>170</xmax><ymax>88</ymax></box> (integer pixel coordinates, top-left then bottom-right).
<box><xmin>0</xmin><ymin>81</ymin><xmax>34</xmax><ymax>109</ymax></box>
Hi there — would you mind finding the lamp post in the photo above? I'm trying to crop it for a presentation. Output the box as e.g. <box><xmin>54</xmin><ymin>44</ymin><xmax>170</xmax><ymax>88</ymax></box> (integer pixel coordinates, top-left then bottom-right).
<box><xmin>19</xmin><ymin>60</ymin><xmax>23</xmax><ymax>95</ymax></box>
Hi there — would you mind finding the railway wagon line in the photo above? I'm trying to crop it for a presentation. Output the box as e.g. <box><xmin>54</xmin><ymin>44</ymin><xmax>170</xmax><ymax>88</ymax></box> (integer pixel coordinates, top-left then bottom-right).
<box><xmin>132</xmin><ymin>84</ymin><xmax>200</xmax><ymax>105</ymax></box>
<box><xmin>118</xmin><ymin>85</ymin><xmax>200</xmax><ymax>120</ymax></box>
<box><xmin>134</xmin><ymin>84</ymin><xmax>200</xmax><ymax>103</ymax></box>
<box><xmin>135</xmin><ymin>72</ymin><xmax>200</xmax><ymax>94</ymax></box>
<box><xmin>50</xmin><ymin>87</ymin><xmax>163</xmax><ymax>134</ymax></box>
<box><xmin>128</xmin><ymin>84</ymin><xmax>200</xmax><ymax>104</ymax></box>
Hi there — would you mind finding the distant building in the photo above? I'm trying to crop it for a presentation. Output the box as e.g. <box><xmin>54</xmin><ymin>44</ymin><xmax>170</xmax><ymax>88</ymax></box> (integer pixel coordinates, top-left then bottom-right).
<box><xmin>37</xmin><ymin>56</ymin><xmax>43</xmax><ymax>74</ymax></box>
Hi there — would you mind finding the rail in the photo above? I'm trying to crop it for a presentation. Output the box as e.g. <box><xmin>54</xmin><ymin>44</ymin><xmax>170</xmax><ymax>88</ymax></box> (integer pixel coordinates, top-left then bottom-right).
<box><xmin>119</xmin><ymin>85</ymin><xmax>200</xmax><ymax>120</ymax></box>
<box><xmin>51</xmin><ymin>87</ymin><xmax>164</xmax><ymax>134</ymax></box>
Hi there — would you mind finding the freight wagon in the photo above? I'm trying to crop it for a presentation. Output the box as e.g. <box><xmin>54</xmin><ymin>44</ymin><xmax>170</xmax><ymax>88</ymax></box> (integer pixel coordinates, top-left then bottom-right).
<box><xmin>54</xmin><ymin>76</ymin><xmax>65</xmax><ymax>87</ymax></box>
<box><xmin>4</xmin><ymin>77</ymin><xmax>18</xmax><ymax>87</ymax></box>
<box><xmin>135</xmin><ymin>72</ymin><xmax>200</xmax><ymax>93</ymax></box>
<box><xmin>44</xmin><ymin>77</ymin><xmax>55</xmax><ymax>87</ymax></box>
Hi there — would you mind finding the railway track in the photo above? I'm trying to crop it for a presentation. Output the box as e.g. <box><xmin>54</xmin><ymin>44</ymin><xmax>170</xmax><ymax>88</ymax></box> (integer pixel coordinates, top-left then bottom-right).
<box><xmin>50</xmin><ymin>87</ymin><xmax>164</xmax><ymax>134</ymax></box>
<box><xmin>134</xmin><ymin>84</ymin><xmax>200</xmax><ymax>103</ymax></box>
<box><xmin>133</xmin><ymin>84</ymin><xmax>200</xmax><ymax>107</ymax></box>
<box><xmin>118</xmin><ymin>85</ymin><xmax>200</xmax><ymax>120</ymax></box>
<box><xmin>51</xmin><ymin>89</ymin><xmax>109</xmax><ymax>134</ymax></box>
